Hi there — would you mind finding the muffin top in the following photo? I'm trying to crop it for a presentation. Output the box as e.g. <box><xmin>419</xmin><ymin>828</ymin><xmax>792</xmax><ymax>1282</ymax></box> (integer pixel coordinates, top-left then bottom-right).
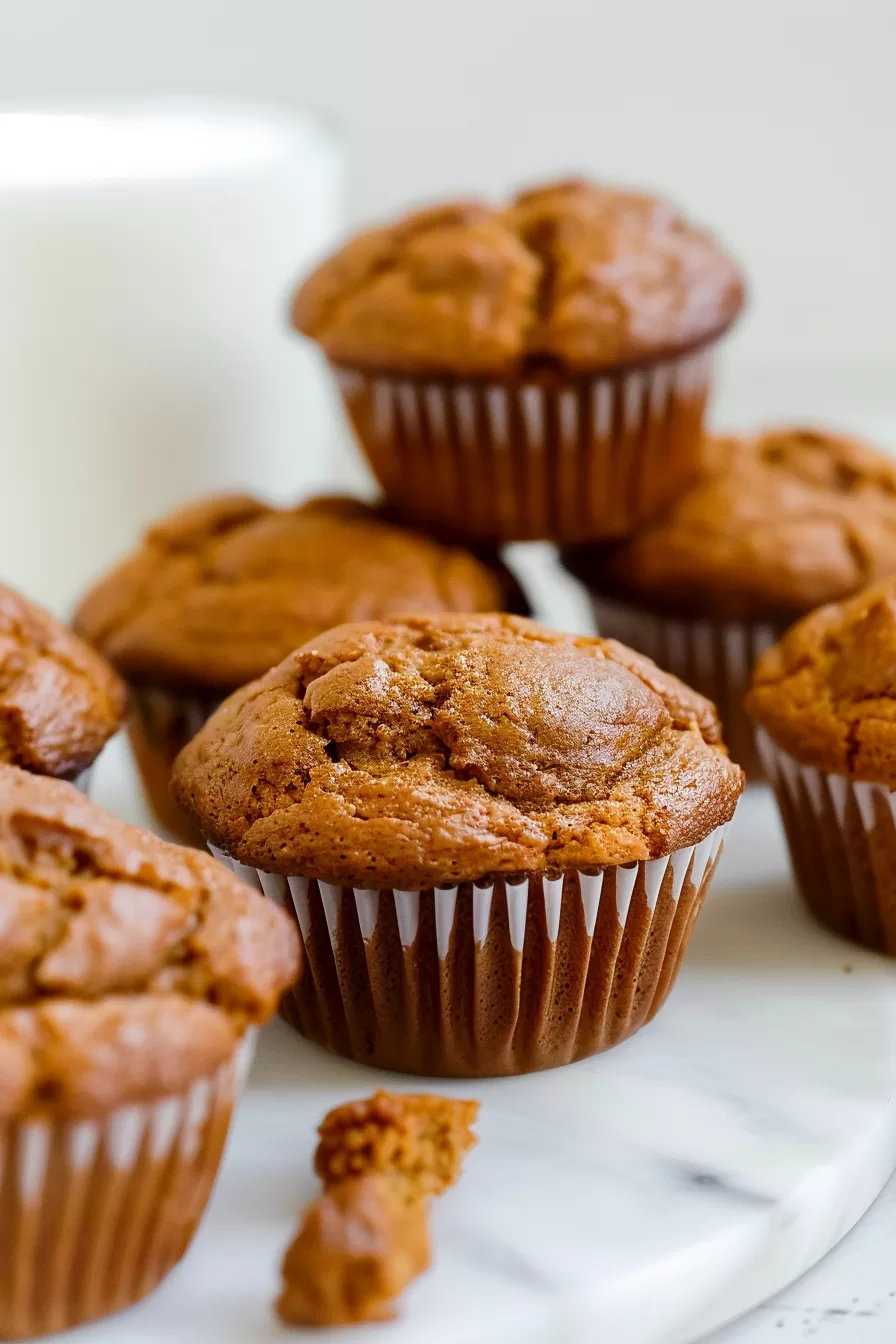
<box><xmin>0</xmin><ymin>582</ymin><xmax>126</xmax><ymax>779</ymax></box>
<box><xmin>292</xmin><ymin>178</ymin><xmax>744</xmax><ymax>378</ymax></box>
<box><xmin>747</xmin><ymin>580</ymin><xmax>896</xmax><ymax>785</ymax></box>
<box><xmin>563</xmin><ymin>428</ymin><xmax>896</xmax><ymax>621</ymax></box>
<box><xmin>0</xmin><ymin>766</ymin><xmax>300</xmax><ymax>1119</ymax></box>
<box><xmin>74</xmin><ymin>493</ymin><xmax>525</xmax><ymax>692</ymax></box>
<box><xmin>172</xmin><ymin>613</ymin><xmax>743</xmax><ymax>888</ymax></box>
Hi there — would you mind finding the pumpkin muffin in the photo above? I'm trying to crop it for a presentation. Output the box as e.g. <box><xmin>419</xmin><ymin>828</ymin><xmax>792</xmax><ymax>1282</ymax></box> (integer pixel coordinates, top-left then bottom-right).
<box><xmin>292</xmin><ymin>178</ymin><xmax>744</xmax><ymax>544</ymax></box>
<box><xmin>172</xmin><ymin>613</ymin><xmax>742</xmax><ymax>1076</ymax></box>
<box><xmin>564</xmin><ymin>426</ymin><xmax>896</xmax><ymax>777</ymax></box>
<box><xmin>74</xmin><ymin>492</ymin><xmax>525</xmax><ymax>843</ymax></box>
<box><xmin>747</xmin><ymin>579</ymin><xmax>896</xmax><ymax>954</ymax></box>
<box><xmin>0</xmin><ymin>581</ymin><xmax>125</xmax><ymax>793</ymax></box>
<box><xmin>0</xmin><ymin>764</ymin><xmax>300</xmax><ymax>1337</ymax></box>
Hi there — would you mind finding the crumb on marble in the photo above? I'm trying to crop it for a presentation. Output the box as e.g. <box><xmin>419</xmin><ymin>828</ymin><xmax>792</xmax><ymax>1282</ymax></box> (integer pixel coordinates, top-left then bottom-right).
<box><xmin>276</xmin><ymin>1174</ymin><xmax>430</xmax><ymax>1327</ymax></box>
<box><xmin>315</xmin><ymin>1090</ymin><xmax>479</xmax><ymax>1202</ymax></box>
<box><xmin>277</xmin><ymin>1090</ymin><xmax>479</xmax><ymax>1328</ymax></box>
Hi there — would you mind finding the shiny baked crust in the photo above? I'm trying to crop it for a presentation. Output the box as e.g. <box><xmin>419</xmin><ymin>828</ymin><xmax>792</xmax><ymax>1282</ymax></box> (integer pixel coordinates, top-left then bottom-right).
<box><xmin>292</xmin><ymin>179</ymin><xmax>744</xmax><ymax>377</ymax></box>
<box><xmin>0</xmin><ymin>582</ymin><xmax>125</xmax><ymax>778</ymax></box>
<box><xmin>564</xmin><ymin>428</ymin><xmax>896</xmax><ymax>621</ymax></box>
<box><xmin>172</xmin><ymin>613</ymin><xmax>743</xmax><ymax>887</ymax></box>
<box><xmin>74</xmin><ymin>494</ymin><xmax>526</xmax><ymax>691</ymax></box>
<box><xmin>747</xmin><ymin>579</ymin><xmax>896</xmax><ymax>785</ymax></box>
<box><xmin>0</xmin><ymin>766</ymin><xmax>301</xmax><ymax>1117</ymax></box>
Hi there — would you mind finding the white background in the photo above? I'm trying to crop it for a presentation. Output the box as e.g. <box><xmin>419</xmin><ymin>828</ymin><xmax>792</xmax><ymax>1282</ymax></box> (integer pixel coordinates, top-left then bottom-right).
<box><xmin>2</xmin><ymin>3</ymin><xmax>896</xmax><ymax>1339</ymax></box>
<box><xmin>1</xmin><ymin>0</ymin><xmax>895</xmax><ymax>394</ymax></box>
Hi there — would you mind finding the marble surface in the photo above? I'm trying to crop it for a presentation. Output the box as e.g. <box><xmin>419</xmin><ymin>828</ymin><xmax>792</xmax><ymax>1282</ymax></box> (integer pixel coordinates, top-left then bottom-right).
<box><xmin>59</xmin><ymin>737</ymin><xmax>896</xmax><ymax>1344</ymax></box>
<box><xmin>712</xmin><ymin>1176</ymin><xmax>896</xmax><ymax>1342</ymax></box>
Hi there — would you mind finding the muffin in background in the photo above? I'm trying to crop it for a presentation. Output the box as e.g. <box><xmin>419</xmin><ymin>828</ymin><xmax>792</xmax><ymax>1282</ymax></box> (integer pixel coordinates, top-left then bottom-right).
<box><xmin>747</xmin><ymin>580</ymin><xmax>896</xmax><ymax>955</ymax></box>
<box><xmin>563</xmin><ymin>427</ymin><xmax>896</xmax><ymax>777</ymax></box>
<box><xmin>74</xmin><ymin>492</ymin><xmax>527</xmax><ymax>843</ymax></box>
<box><xmin>0</xmin><ymin>580</ymin><xmax>125</xmax><ymax>793</ymax></box>
<box><xmin>172</xmin><ymin>613</ymin><xmax>743</xmax><ymax>1077</ymax></box>
<box><xmin>0</xmin><ymin>764</ymin><xmax>300</xmax><ymax>1337</ymax></box>
<box><xmin>292</xmin><ymin>178</ymin><xmax>744</xmax><ymax>545</ymax></box>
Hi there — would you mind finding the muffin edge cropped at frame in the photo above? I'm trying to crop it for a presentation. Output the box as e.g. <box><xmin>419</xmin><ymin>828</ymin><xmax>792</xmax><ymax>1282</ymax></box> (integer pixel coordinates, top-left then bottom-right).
<box><xmin>172</xmin><ymin>612</ymin><xmax>743</xmax><ymax>1076</ymax></box>
<box><xmin>747</xmin><ymin>580</ymin><xmax>896</xmax><ymax>954</ymax></box>
<box><xmin>0</xmin><ymin>765</ymin><xmax>301</xmax><ymax>1338</ymax></box>
<box><xmin>0</xmin><ymin>580</ymin><xmax>126</xmax><ymax>792</ymax></box>
<box><xmin>563</xmin><ymin>426</ymin><xmax>896</xmax><ymax>778</ymax></box>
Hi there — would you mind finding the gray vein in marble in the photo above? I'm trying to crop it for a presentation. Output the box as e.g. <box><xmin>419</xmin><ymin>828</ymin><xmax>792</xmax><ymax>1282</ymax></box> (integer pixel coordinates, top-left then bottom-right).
<box><xmin>446</xmin><ymin>1230</ymin><xmax>559</xmax><ymax>1294</ymax></box>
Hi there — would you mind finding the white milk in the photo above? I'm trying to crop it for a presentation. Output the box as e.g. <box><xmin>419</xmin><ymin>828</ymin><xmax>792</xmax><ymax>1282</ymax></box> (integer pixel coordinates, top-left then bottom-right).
<box><xmin>0</xmin><ymin>103</ymin><xmax>342</xmax><ymax>614</ymax></box>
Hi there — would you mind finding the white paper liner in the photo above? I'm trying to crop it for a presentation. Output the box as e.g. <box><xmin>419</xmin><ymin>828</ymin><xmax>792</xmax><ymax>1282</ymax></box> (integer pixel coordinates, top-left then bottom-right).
<box><xmin>210</xmin><ymin>826</ymin><xmax>728</xmax><ymax>1076</ymax></box>
<box><xmin>0</xmin><ymin>1030</ymin><xmax>255</xmax><ymax>1337</ymax></box>
<box><xmin>586</xmin><ymin>593</ymin><xmax>783</xmax><ymax>778</ymax></box>
<box><xmin>334</xmin><ymin>351</ymin><xmax>712</xmax><ymax>543</ymax></box>
<box><xmin>758</xmin><ymin>730</ymin><xmax>896</xmax><ymax>953</ymax></box>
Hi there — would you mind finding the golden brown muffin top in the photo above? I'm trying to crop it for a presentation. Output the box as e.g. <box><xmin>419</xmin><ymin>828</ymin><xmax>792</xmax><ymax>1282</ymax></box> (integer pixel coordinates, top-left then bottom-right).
<box><xmin>74</xmin><ymin>494</ymin><xmax>525</xmax><ymax>692</ymax></box>
<box><xmin>172</xmin><ymin>613</ymin><xmax>743</xmax><ymax>888</ymax></box>
<box><xmin>0</xmin><ymin>582</ymin><xmax>126</xmax><ymax>778</ymax></box>
<box><xmin>0</xmin><ymin>765</ymin><xmax>300</xmax><ymax>1118</ymax></box>
<box><xmin>292</xmin><ymin>179</ymin><xmax>744</xmax><ymax>377</ymax></box>
<box><xmin>563</xmin><ymin>428</ymin><xmax>896</xmax><ymax>621</ymax></box>
<box><xmin>747</xmin><ymin>580</ymin><xmax>896</xmax><ymax>785</ymax></box>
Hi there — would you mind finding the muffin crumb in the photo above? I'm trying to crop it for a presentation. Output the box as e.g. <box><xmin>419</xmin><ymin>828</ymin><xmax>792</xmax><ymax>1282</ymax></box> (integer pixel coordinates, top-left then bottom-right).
<box><xmin>278</xmin><ymin>1090</ymin><xmax>478</xmax><ymax>1327</ymax></box>
<box><xmin>276</xmin><ymin>1174</ymin><xmax>431</xmax><ymax>1327</ymax></box>
<box><xmin>315</xmin><ymin>1090</ymin><xmax>479</xmax><ymax>1201</ymax></box>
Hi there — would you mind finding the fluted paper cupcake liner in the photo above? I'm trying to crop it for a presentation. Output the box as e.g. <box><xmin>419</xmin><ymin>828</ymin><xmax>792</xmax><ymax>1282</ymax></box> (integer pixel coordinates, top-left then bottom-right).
<box><xmin>758</xmin><ymin>731</ymin><xmax>896</xmax><ymax>955</ymax></box>
<box><xmin>333</xmin><ymin>351</ymin><xmax>712</xmax><ymax>544</ymax></box>
<box><xmin>587</xmin><ymin>593</ymin><xmax>783</xmax><ymax>778</ymax></box>
<box><xmin>128</xmin><ymin>686</ymin><xmax>220</xmax><ymax>844</ymax></box>
<box><xmin>209</xmin><ymin>830</ymin><xmax>727</xmax><ymax>1077</ymax></box>
<box><xmin>0</xmin><ymin>1031</ymin><xmax>255</xmax><ymax>1339</ymax></box>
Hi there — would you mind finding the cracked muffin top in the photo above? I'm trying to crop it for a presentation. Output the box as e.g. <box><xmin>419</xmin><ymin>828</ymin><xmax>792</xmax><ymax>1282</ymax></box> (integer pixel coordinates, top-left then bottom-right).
<box><xmin>0</xmin><ymin>765</ymin><xmax>300</xmax><ymax>1118</ymax></box>
<box><xmin>171</xmin><ymin>613</ymin><xmax>743</xmax><ymax>888</ymax></box>
<box><xmin>291</xmin><ymin>178</ymin><xmax>744</xmax><ymax>377</ymax></box>
<box><xmin>747</xmin><ymin>580</ymin><xmax>896</xmax><ymax>784</ymax></box>
<box><xmin>0</xmin><ymin>582</ymin><xmax>126</xmax><ymax>779</ymax></box>
<box><xmin>563</xmin><ymin>428</ymin><xmax>896</xmax><ymax>621</ymax></box>
<box><xmin>74</xmin><ymin>493</ymin><xmax>525</xmax><ymax>692</ymax></box>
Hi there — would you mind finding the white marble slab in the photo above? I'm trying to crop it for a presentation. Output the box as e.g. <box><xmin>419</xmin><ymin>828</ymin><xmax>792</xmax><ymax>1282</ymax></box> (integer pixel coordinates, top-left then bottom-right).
<box><xmin>71</xmin><ymin>737</ymin><xmax>896</xmax><ymax>1344</ymax></box>
<box><xmin>712</xmin><ymin>1171</ymin><xmax>896</xmax><ymax>1341</ymax></box>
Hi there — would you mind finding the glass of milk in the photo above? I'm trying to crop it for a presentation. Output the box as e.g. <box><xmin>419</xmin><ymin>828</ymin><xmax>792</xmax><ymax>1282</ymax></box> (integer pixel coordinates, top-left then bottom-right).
<box><xmin>0</xmin><ymin>102</ymin><xmax>342</xmax><ymax>614</ymax></box>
